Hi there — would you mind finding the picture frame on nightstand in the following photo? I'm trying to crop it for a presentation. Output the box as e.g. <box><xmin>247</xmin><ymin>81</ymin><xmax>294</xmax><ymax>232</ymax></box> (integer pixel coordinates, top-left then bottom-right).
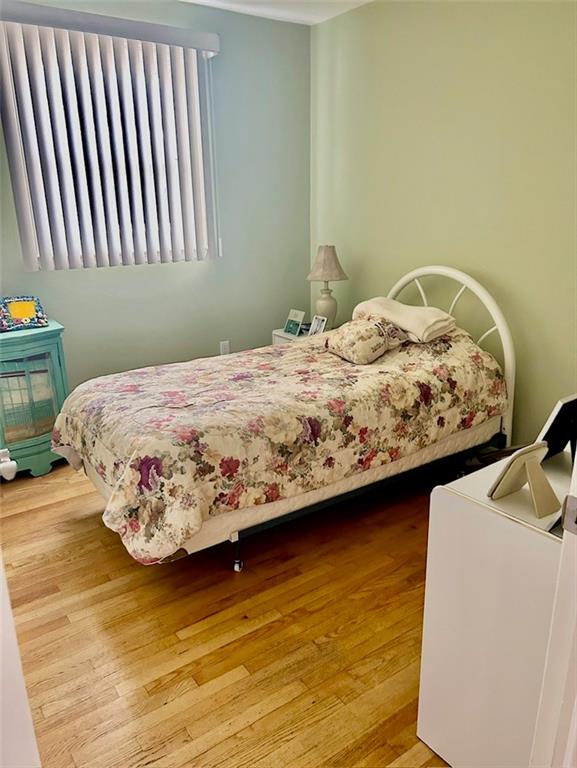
<box><xmin>283</xmin><ymin>309</ymin><xmax>305</xmax><ymax>337</ymax></box>
<box><xmin>308</xmin><ymin>315</ymin><xmax>328</xmax><ymax>336</ymax></box>
<box><xmin>0</xmin><ymin>296</ymin><xmax>48</xmax><ymax>333</ymax></box>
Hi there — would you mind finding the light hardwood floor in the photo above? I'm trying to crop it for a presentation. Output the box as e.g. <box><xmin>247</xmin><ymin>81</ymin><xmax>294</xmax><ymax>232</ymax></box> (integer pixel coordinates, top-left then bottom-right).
<box><xmin>1</xmin><ymin>462</ymin><xmax>449</xmax><ymax>768</ymax></box>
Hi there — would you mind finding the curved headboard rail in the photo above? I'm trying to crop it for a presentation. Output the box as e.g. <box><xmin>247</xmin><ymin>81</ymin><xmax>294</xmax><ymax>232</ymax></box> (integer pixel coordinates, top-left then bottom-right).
<box><xmin>387</xmin><ymin>265</ymin><xmax>515</xmax><ymax>444</ymax></box>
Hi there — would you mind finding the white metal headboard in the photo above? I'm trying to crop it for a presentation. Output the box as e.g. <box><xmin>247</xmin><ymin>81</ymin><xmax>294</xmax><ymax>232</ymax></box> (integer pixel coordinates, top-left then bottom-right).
<box><xmin>388</xmin><ymin>265</ymin><xmax>515</xmax><ymax>444</ymax></box>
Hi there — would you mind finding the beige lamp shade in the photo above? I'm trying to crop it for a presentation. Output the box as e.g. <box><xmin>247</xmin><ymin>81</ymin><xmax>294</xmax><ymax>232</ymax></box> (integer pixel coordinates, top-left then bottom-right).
<box><xmin>307</xmin><ymin>246</ymin><xmax>348</xmax><ymax>282</ymax></box>
<box><xmin>307</xmin><ymin>245</ymin><xmax>347</xmax><ymax>331</ymax></box>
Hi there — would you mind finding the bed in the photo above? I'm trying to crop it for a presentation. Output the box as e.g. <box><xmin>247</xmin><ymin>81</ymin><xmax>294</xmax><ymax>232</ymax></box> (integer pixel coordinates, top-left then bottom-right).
<box><xmin>52</xmin><ymin>267</ymin><xmax>515</xmax><ymax>566</ymax></box>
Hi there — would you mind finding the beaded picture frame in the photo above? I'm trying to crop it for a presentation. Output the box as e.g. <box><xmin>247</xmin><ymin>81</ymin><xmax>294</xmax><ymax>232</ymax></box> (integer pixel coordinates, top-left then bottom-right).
<box><xmin>0</xmin><ymin>296</ymin><xmax>48</xmax><ymax>332</ymax></box>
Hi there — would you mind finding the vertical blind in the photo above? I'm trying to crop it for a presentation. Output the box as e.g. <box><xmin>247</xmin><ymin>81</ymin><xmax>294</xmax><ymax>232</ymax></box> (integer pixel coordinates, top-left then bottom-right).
<box><xmin>0</xmin><ymin>15</ymin><xmax>220</xmax><ymax>270</ymax></box>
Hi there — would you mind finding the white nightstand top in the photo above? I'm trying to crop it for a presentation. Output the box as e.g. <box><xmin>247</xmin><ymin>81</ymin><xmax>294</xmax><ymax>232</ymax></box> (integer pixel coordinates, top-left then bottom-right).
<box><xmin>272</xmin><ymin>328</ymin><xmax>309</xmax><ymax>344</ymax></box>
<box><xmin>446</xmin><ymin>448</ymin><xmax>573</xmax><ymax>537</ymax></box>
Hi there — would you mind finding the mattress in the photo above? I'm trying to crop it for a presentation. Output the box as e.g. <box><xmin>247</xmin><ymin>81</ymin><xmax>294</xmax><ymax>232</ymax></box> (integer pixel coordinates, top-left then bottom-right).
<box><xmin>84</xmin><ymin>415</ymin><xmax>501</xmax><ymax>556</ymax></box>
<box><xmin>53</xmin><ymin>329</ymin><xmax>507</xmax><ymax>563</ymax></box>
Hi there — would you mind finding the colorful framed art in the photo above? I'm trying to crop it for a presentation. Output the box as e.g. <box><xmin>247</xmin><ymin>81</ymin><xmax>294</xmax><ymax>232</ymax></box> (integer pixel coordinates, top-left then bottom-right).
<box><xmin>0</xmin><ymin>296</ymin><xmax>48</xmax><ymax>333</ymax></box>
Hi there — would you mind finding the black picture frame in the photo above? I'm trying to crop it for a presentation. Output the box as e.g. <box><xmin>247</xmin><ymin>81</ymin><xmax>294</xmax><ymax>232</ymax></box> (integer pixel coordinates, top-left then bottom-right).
<box><xmin>538</xmin><ymin>395</ymin><xmax>577</xmax><ymax>462</ymax></box>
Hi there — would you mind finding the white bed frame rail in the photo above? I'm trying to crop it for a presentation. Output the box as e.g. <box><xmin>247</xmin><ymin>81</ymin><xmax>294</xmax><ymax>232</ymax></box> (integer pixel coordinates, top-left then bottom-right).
<box><xmin>388</xmin><ymin>265</ymin><xmax>515</xmax><ymax>445</ymax></box>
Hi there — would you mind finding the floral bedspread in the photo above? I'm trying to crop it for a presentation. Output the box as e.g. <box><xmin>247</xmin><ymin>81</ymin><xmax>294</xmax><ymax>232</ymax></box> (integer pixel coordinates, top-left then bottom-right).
<box><xmin>52</xmin><ymin>330</ymin><xmax>506</xmax><ymax>563</ymax></box>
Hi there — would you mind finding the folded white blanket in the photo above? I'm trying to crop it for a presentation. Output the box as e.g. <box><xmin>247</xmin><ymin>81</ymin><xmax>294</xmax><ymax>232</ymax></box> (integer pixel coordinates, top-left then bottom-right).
<box><xmin>352</xmin><ymin>297</ymin><xmax>456</xmax><ymax>343</ymax></box>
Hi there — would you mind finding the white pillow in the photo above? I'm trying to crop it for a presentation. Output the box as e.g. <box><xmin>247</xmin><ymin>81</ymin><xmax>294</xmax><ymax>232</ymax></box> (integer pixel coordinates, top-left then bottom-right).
<box><xmin>352</xmin><ymin>296</ymin><xmax>456</xmax><ymax>343</ymax></box>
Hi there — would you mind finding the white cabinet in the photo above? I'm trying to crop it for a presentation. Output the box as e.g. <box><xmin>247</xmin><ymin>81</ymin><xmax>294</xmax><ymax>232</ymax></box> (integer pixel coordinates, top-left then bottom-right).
<box><xmin>418</xmin><ymin>451</ymin><xmax>572</xmax><ymax>768</ymax></box>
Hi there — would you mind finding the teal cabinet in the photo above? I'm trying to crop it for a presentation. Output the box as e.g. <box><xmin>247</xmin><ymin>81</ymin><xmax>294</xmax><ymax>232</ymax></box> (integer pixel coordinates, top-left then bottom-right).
<box><xmin>0</xmin><ymin>321</ymin><xmax>69</xmax><ymax>476</ymax></box>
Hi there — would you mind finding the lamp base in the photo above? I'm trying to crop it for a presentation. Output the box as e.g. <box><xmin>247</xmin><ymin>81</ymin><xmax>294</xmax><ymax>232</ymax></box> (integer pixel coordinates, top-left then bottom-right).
<box><xmin>315</xmin><ymin>287</ymin><xmax>337</xmax><ymax>330</ymax></box>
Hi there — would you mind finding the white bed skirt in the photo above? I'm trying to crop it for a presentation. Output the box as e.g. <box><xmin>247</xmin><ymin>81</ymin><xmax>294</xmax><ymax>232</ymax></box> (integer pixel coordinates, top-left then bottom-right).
<box><xmin>83</xmin><ymin>416</ymin><xmax>501</xmax><ymax>556</ymax></box>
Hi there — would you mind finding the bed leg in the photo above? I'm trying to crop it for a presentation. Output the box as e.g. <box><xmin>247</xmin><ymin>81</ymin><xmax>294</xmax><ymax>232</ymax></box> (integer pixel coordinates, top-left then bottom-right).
<box><xmin>231</xmin><ymin>535</ymin><xmax>243</xmax><ymax>572</ymax></box>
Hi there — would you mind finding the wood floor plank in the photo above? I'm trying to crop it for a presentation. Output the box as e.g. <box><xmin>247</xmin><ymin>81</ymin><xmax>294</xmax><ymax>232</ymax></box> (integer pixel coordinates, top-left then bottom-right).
<box><xmin>253</xmin><ymin>702</ymin><xmax>367</xmax><ymax>768</ymax></box>
<box><xmin>332</xmin><ymin>699</ymin><xmax>418</xmax><ymax>766</ymax></box>
<box><xmin>387</xmin><ymin>739</ymin><xmax>441</xmax><ymax>767</ymax></box>
<box><xmin>2</xmin><ymin>463</ymin><xmax>448</xmax><ymax>767</ymax></box>
<box><xmin>158</xmin><ymin>681</ymin><xmax>309</xmax><ymax>768</ymax></box>
<box><xmin>112</xmin><ymin>609</ymin><xmax>282</xmax><ymax>695</ymax></box>
<box><xmin>195</xmin><ymin>691</ymin><xmax>345</xmax><ymax>768</ymax></box>
<box><xmin>69</xmin><ymin>666</ymin><xmax>249</xmax><ymax>767</ymax></box>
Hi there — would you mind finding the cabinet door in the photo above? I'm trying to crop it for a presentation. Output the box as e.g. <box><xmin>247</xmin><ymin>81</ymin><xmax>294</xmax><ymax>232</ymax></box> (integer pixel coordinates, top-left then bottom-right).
<box><xmin>0</xmin><ymin>352</ymin><xmax>59</xmax><ymax>444</ymax></box>
<box><xmin>418</xmin><ymin>488</ymin><xmax>561</xmax><ymax>767</ymax></box>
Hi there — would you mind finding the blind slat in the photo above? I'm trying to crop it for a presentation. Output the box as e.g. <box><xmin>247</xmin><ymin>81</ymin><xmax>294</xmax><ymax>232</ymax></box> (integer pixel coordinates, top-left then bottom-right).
<box><xmin>84</xmin><ymin>33</ymin><xmax>122</xmax><ymax>266</ymax></box>
<box><xmin>39</xmin><ymin>26</ymin><xmax>83</xmax><ymax>268</ymax></box>
<box><xmin>21</xmin><ymin>24</ymin><xmax>69</xmax><ymax>268</ymax></box>
<box><xmin>198</xmin><ymin>52</ymin><xmax>220</xmax><ymax>260</ymax></box>
<box><xmin>142</xmin><ymin>41</ymin><xmax>172</xmax><ymax>263</ymax></box>
<box><xmin>128</xmin><ymin>38</ymin><xmax>160</xmax><ymax>264</ymax></box>
<box><xmin>68</xmin><ymin>29</ymin><xmax>109</xmax><ymax>266</ymax></box>
<box><xmin>54</xmin><ymin>28</ymin><xmax>97</xmax><ymax>268</ymax></box>
<box><xmin>100</xmin><ymin>34</ymin><xmax>134</xmax><ymax>266</ymax></box>
<box><xmin>158</xmin><ymin>43</ymin><xmax>185</xmax><ymax>263</ymax></box>
<box><xmin>113</xmin><ymin>36</ymin><xmax>146</xmax><ymax>265</ymax></box>
<box><xmin>185</xmin><ymin>48</ymin><xmax>209</xmax><ymax>260</ymax></box>
<box><xmin>171</xmin><ymin>45</ymin><xmax>197</xmax><ymax>261</ymax></box>
<box><xmin>1</xmin><ymin>22</ymin><xmax>44</xmax><ymax>269</ymax></box>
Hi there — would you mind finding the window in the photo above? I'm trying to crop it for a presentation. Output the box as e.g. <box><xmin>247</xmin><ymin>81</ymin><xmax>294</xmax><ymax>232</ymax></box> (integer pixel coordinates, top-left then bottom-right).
<box><xmin>0</xmin><ymin>2</ymin><xmax>220</xmax><ymax>269</ymax></box>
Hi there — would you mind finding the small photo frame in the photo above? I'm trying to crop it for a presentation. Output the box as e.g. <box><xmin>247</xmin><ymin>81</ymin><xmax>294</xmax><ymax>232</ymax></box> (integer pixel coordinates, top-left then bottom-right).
<box><xmin>487</xmin><ymin>441</ymin><xmax>561</xmax><ymax>521</ymax></box>
<box><xmin>308</xmin><ymin>315</ymin><xmax>328</xmax><ymax>336</ymax></box>
<box><xmin>0</xmin><ymin>296</ymin><xmax>48</xmax><ymax>333</ymax></box>
<box><xmin>284</xmin><ymin>309</ymin><xmax>305</xmax><ymax>336</ymax></box>
<box><xmin>537</xmin><ymin>394</ymin><xmax>577</xmax><ymax>462</ymax></box>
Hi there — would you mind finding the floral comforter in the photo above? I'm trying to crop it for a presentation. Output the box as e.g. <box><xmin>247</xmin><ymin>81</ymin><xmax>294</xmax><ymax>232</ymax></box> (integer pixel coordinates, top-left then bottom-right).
<box><xmin>52</xmin><ymin>330</ymin><xmax>506</xmax><ymax>563</ymax></box>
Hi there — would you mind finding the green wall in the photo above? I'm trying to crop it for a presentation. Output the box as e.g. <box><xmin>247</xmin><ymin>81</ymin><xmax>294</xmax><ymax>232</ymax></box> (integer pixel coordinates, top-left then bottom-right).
<box><xmin>2</xmin><ymin>0</ymin><xmax>575</xmax><ymax>443</ymax></box>
<box><xmin>311</xmin><ymin>1</ymin><xmax>577</xmax><ymax>442</ymax></box>
<box><xmin>1</xmin><ymin>0</ymin><xmax>310</xmax><ymax>387</ymax></box>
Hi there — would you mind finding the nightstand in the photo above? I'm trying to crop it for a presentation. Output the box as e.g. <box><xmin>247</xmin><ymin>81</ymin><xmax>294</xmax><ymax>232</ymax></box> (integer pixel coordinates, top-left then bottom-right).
<box><xmin>0</xmin><ymin>321</ymin><xmax>69</xmax><ymax>476</ymax></box>
<box><xmin>272</xmin><ymin>329</ymin><xmax>308</xmax><ymax>345</ymax></box>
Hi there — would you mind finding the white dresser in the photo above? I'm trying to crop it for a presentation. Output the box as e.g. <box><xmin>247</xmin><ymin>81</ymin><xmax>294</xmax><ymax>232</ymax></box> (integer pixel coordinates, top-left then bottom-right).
<box><xmin>417</xmin><ymin>450</ymin><xmax>572</xmax><ymax>768</ymax></box>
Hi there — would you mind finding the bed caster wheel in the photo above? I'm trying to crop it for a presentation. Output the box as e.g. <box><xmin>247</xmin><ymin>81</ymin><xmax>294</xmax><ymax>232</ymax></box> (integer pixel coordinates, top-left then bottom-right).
<box><xmin>233</xmin><ymin>559</ymin><xmax>244</xmax><ymax>573</ymax></box>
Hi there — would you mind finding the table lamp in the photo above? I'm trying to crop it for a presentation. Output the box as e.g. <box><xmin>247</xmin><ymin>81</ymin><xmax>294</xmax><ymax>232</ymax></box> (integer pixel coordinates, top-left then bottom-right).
<box><xmin>307</xmin><ymin>245</ymin><xmax>348</xmax><ymax>329</ymax></box>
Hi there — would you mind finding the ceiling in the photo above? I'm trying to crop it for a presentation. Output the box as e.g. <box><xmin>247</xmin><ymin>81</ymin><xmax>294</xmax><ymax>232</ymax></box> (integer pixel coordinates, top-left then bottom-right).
<box><xmin>178</xmin><ymin>0</ymin><xmax>372</xmax><ymax>25</ymax></box>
